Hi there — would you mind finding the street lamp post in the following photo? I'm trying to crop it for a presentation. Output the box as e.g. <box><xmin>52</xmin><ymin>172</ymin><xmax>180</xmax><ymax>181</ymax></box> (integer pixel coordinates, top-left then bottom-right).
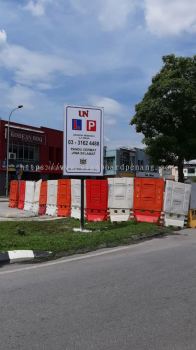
<box><xmin>5</xmin><ymin>105</ymin><xmax>23</xmax><ymax>197</ymax></box>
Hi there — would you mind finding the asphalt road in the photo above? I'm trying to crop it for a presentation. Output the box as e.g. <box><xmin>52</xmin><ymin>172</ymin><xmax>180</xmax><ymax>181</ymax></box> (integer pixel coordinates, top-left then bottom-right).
<box><xmin>1</xmin><ymin>229</ymin><xmax>196</xmax><ymax>350</ymax></box>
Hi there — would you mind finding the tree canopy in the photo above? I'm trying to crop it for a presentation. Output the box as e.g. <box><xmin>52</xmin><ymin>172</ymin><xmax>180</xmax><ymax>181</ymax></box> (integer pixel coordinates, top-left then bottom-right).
<box><xmin>131</xmin><ymin>54</ymin><xmax>196</xmax><ymax>182</ymax></box>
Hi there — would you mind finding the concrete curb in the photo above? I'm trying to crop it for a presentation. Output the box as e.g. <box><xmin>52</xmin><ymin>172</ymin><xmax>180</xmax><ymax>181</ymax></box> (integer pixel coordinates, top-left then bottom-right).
<box><xmin>0</xmin><ymin>250</ymin><xmax>52</xmax><ymax>265</ymax></box>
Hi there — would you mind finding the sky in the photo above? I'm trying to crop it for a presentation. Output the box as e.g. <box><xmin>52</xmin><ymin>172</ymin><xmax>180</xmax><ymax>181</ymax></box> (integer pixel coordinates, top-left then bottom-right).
<box><xmin>0</xmin><ymin>0</ymin><xmax>195</xmax><ymax>149</ymax></box>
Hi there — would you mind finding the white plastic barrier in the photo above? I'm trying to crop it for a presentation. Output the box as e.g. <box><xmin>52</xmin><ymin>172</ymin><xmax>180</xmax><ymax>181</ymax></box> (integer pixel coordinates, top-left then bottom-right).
<box><xmin>164</xmin><ymin>181</ymin><xmax>191</xmax><ymax>227</ymax></box>
<box><xmin>32</xmin><ymin>180</ymin><xmax>42</xmax><ymax>214</ymax></box>
<box><xmin>46</xmin><ymin>180</ymin><xmax>58</xmax><ymax>216</ymax></box>
<box><xmin>24</xmin><ymin>181</ymin><xmax>35</xmax><ymax>211</ymax></box>
<box><xmin>108</xmin><ymin>178</ymin><xmax>134</xmax><ymax>222</ymax></box>
<box><xmin>71</xmin><ymin>179</ymin><xmax>86</xmax><ymax>219</ymax></box>
<box><xmin>164</xmin><ymin>213</ymin><xmax>187</xmax><ymax>228</ymax></box>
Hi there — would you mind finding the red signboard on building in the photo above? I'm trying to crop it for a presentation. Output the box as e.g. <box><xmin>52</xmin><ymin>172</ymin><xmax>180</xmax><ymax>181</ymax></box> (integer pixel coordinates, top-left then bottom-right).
<box><xmin>9</xmin><ymin>129</ymin><xmax>46</xmax><ymax>145</ymax></box>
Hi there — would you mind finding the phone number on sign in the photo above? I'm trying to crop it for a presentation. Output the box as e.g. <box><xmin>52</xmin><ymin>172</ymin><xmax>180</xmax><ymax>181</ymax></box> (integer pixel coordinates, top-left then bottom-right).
<box><xmin>68</xmin><ymin>140</ymin><xmax>100</xmax><ymax>146</ymax></box>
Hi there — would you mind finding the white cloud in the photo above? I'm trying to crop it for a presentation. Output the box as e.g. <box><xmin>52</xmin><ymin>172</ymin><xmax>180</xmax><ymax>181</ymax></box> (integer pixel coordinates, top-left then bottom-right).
<box><xmin>69</xmin><ymin>0</ymin><xmax>87</xmax><ymax>14</ymax></box>
<box><xmin>70</xmin><ymin>0</ymin><xmax>137</xmax><ymax>31</ymax></box>
<box><xmin>0</xmin><ymin>79</ymin><xmax>42</xmax><ymax>110</ymax></box>
<box><xmin>98</xmin><ymin>0</ymin><xmax>136</xmax><ymax>31</ymax></box>
<box><xmin>8</xmin><ymin>84</ymin><xmax>38</xmax><ymax>110</ymax></box>
<box><xmin>0</xmin><ymin>29</ymin><xmax>7</xmax><ymax>45</ymax></box>
<box><xmin>105</xmin><ymin>118</ymin><xmax>117</xmax><ymax>126</ymax></box>
<box><xmin>144</xmin><ymin>0</ymin><xmax>196</xmax><ymax>36</ymax></box>
<box><xmin>107</xmin><ymin>137</ymin><xmax>143</xmax><ymax>149</ymax></box>
<box><xmin>24</xmin><ymin>0</ymin><xmax>51</xmax><ymax>17</ymax></box>
<box><xmin>88</xmin><ymin>96</ymin><xmax>127</xmax><ymax>126</ymax></box>
<box><xmin>89</xmin><ymin>96</ymin><xmax>123</xmax><ymax>115</ymax></box>
<box><xmin>104</xmin><ymin>136</ymin><xmax>110</xmax><ymax>142</ymax></box>
<box><xmin>87</xmin><ymin>95</ymin><xmax>142</xmax><ymax>148</ymax></box>
<box><xmin>0</xmin><ymin>42</ymin><xmax>84</xmax><ymax>88</ymax></box>
<box><xmin>0</xmin><ymin>79</ymin><xmax>63</xmax><ymax>128</ymax></box>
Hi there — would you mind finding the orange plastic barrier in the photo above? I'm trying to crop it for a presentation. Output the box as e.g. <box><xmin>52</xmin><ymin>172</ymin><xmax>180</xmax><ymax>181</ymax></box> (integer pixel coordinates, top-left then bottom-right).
<box><xmin>133</xmin><ymin>210</ymin><xmax>161</xmax><ymax>223</ymax></box>
<box><xmin>57</xmin><ymin>179</ymin><xmax>71</xmax><ymax>217</ymax></box>
<box><xmin>188</xmin><ymin>210</ymin><xmax>196</xmax><ymax>228</ymax></box>
<box><xmin>133</xmin><ymin>178</ymin><xmax>164</xmax><ymax>223</ymax></box>
<box><xmin>18</xmin><ymin>181</ymin><xmax>26</xmax><ymax>209</ymax></box>
<box><xmin>39</xmin><ymin>181</ymin><xmax>47</xmax><ymax>215</ymax></box>
<box><xmin>9</xmin><ymin>180</ymin><xmax>19</xmax><ymax>208</ymax></box>
<box><xmin>86</xmin><ymin>179</ymin><xmax>108</xmax><ymax>221</ymax></box>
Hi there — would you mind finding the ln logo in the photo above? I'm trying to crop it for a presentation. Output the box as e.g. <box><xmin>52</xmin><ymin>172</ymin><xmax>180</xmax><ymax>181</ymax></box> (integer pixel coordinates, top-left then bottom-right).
<box><xmin>79</xmin><ymin>110</ymin><xmax>89</xmax><ymax>118</ymax></box>
<box><xmin>87</xmin><ymin>120</ymin><xmax>96</xmax><ymax>131</ymax></box>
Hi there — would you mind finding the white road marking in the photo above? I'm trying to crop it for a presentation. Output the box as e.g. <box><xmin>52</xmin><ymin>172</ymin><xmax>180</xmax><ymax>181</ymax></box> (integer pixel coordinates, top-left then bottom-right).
<box><xmin>0</xmin><ymin>244</ymin><xmax>138</xmax><ymax>276</ymax></box>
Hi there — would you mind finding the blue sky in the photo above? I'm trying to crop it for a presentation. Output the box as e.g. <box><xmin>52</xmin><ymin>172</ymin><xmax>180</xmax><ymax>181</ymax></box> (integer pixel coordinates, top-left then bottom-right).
<box><xmin>0</xmin><ymin>0</ymin><xmax>195</xmax><ymax>148</ymax></box>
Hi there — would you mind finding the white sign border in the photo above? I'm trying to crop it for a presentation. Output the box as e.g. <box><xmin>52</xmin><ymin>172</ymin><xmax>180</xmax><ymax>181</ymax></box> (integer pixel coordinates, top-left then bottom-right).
<box><xmin>63</xmin><ymin>105</ymin><xmax>104</xmax><ymax>176</ymax></box>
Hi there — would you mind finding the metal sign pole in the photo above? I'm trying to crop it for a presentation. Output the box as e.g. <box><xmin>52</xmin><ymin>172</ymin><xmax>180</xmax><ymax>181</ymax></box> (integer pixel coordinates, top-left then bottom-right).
<box><xmin>80</xmin><ymin>178</ymin><xmax>85</xmax><ymax>231</ymax></box>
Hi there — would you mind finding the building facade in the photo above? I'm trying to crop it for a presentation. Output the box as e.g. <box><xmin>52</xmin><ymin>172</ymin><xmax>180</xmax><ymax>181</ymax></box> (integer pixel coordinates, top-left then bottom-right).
<box><xmin>0</xmin><ymin>119</ymin><xmax>63</xmax><ymax>195</ymax></box>
<box><xmin>104</xmin><ymin>147</ymin><xmax>155</xmax><ymax>177</ymax></box>
<box><xmin>183</xmin><ymin>160</ymin><xmax>196</xmax><ymax>181</ymax></box>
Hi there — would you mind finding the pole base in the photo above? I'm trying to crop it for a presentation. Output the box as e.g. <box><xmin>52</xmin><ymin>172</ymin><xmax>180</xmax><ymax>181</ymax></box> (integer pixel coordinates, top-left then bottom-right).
<box><xmin>73</xmin><ymin>228</ymin><xmax>92</xmax><ymax>233</ymax></box>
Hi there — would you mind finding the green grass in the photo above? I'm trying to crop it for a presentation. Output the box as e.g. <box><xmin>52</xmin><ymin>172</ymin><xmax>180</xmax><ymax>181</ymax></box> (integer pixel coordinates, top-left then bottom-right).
<box><xmin>0</xmin><ymin>218</ymin><xmax>171</xmax><ymax>254</ymax></box>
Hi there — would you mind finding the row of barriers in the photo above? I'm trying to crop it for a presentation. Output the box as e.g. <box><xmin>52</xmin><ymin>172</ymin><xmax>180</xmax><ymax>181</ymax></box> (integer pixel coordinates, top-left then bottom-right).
<box><xmin>8</xmin><ymin>178</ymin><xmax>196</xmax><ymax>228</ymax></box>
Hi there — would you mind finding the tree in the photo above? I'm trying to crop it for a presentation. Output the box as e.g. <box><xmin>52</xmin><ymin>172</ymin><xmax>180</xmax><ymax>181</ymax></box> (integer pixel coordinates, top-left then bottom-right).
<box><xmin>131</xmin><ymin>54</ymin><xmax>196</xmax><ymax>182</ymax></box>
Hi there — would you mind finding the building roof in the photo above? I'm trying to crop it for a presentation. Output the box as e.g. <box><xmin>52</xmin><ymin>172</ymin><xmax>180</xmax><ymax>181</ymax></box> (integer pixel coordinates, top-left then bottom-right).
<box><xmin>184</xmin><ymin>159</ymin><xmax>196</xmax><ymax>165</ymax></box>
